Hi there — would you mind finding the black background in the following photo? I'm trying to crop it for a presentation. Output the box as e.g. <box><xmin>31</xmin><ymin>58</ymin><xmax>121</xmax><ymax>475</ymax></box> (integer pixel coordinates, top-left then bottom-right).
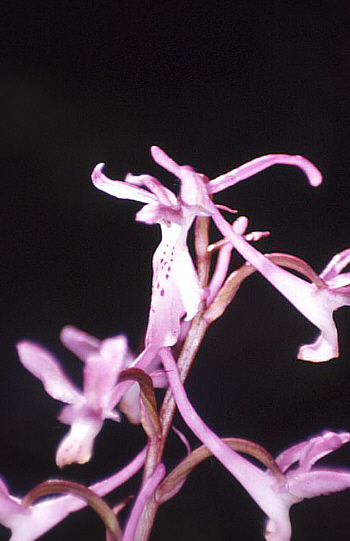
<box><xmin>1</xmin><ymin>1</ymin><xmax>350</xmax><ymax>540</ymax></box>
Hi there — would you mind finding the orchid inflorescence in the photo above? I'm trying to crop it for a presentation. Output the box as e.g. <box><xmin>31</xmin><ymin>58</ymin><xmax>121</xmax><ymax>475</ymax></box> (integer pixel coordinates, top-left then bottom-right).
<box><xmin>2</xmin><ymin>146</ymin><xmax>350</xmax><ymax>540</ymax></box>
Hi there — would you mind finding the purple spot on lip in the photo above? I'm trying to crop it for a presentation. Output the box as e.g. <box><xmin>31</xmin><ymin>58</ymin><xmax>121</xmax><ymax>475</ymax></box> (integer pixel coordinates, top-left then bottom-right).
<box><xmin>168</xmin><ymin>267</ymin><xmax>171</xmax><ymax>272</ymax></box>
<box><xmin>165</xmin><ymin>274</ymin><xmax>169</xmax><ymax>279</ymax></box>
<box><xmin>160</xmin><ymin>289</ymin><xmax>165</xmax><ymax>296</ymax></box>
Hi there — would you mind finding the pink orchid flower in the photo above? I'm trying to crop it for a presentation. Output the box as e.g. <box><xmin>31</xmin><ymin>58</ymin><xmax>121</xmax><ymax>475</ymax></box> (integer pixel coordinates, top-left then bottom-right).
<box><xmin>16</xmin><ymin>326</ymin><xmax>140</xmax><ymax>467</ymax></box>
<box><xmin>92</xmin><ymin>147</ymin><xmax>319</xmax><ymax>349</ymax></box>
<box><xmin>147</xmin><ymin>147</ymin><xmax>350</xmax><ymax>362</ymax></box>
<box><xmin>265</xmin><ymin>430</ymin><xmax>350</xmax><ymax>540</ymax></box>
<box><xmin>0</xmin><ymin>447</ymin><xmax>146</xmax><ymax>541</ymax></box>
<box><xmin>92</xmin><ymin>163</ymin><xmax>204</xmax><ymax>350</ymax></box>
<box><xmin>93</xmin><ymin>147</ymin><xmax>348</xmax><ymax>361</ymax></box>
<box><xmin>160</xmin><ymin>348</ymin><xmax>350</xmax><ymax>541</ymax></box>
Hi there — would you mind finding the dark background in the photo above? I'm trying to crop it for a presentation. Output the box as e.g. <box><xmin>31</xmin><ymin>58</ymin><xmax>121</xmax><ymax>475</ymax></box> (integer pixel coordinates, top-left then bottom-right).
<box><xmin>1</xmin><ymin>1</ymin><xmax>350</xmax><ymax>540</ymax></box>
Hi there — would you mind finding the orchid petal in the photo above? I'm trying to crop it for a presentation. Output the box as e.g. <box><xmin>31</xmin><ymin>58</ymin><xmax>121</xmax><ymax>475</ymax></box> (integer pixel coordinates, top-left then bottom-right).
<box><xmin>92</xmin><ymin>163</ymin><xmax>157</xmax><ymax>204</ymax></box>
<box><xmin>150</xmin><ymin>145</ymin><xmax>183</xmax><ymax>177</ymax></box>
<box><xmin>207</xmin><ymin>153</ymin><xmax>322</xmax><ymax>194</ymax></box>
<box><xmin>210</xmin><ymin>208</ymin><xmax>342</xmax><ymax>362</ymax></box>
<box><xmin>320</xmin><ymin>248</ymin><xmax>350</xmax><ymax>281</ymax></box>
<box><xmin>83</xmin><ymin>336</ymin><xmax>127</xmax><ymax>411</ymax></box>
<box><xmin>56</xmin><ymin>408</ymin><xmax>103</xmax><ymax>467</ymax></box>
<box><xmin>276</xmin><ymin>431</ymin><xmax>350</xmax><ymax>473</ymax></box>
<box><xmin>0</xmin><ymin>478</ymin><xmax>28</xmax><ymax>519</ymax></box>
<box><xmin>286</xmin><ymin>470</ymin><xmax>350</xmax><ymax>499</ymax></box>
<box><xmin>59</xmin><ymin>325</ymin><xmax>100</xmax><ymax>362</ymax></box>
<box><xmin>145</xmin><ymin>223</ymin><xmax>201</xmax><ymax>347</ymax></box>
<box><xmin>16</xmin><ymin>342</ymin><xmax>81</xmax><ymax>404</ymax></box>
<box><xmin>125</xmin><ymin>173</ymin><xmax>177</xmax><ymax>206</ymax></box>
<box><xmin>150</xmin><ymin>146</ymin><xmax>212</xmax><ymax>212</ymax></box>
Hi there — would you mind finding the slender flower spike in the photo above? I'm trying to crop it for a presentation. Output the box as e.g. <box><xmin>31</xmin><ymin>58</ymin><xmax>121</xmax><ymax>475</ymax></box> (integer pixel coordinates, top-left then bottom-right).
<box><xmin>16</xmin><ymin>326</ymin><xmax>136</xmax><ymax>467</ymax></box>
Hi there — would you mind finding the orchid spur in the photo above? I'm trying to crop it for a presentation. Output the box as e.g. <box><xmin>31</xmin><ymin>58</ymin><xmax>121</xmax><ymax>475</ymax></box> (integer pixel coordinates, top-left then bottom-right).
<box><xmin>16</xmin><ymin>326</ymin><xmax>141</xmax><ymax>467</ymax></box>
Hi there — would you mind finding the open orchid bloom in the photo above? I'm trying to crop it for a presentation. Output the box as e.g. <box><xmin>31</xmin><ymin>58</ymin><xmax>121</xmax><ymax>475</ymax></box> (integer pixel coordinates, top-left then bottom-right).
<box><xmin>0</xmin><ymin>447</ymin><xmax>147</xmax><ymax>541</ymax></box>
<box><xmin>265</xmin><ymin>431</ymin><xmax>350</xmax><ymax>540</ymax></box>
<box><xmin>92</xmin><ymin>163</ymin><xmax>205</xmax><ymax>349</ymax></box>
<box><xmin>16</xmin><ymin>326</ymin><xmax>142</xmax><ymax>467</ymax></box>
<box><xmin>160</xmin><ymin>348</ymin><xmax>350</xmax><ymax>541</ymax></box>
<box><xmin>92</xmin><ymin>147</ymin><xmax>320</xmax><ymax>349</ymax></box>
<box><xmin>144</xmin><ymin>147</ymin><xmax>350</xmax><ymax>362</ymax></box>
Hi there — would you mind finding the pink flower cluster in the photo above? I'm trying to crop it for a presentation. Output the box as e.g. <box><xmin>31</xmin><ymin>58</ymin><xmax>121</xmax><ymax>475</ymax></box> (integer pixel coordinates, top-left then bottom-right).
<box><xmin>1</xmin><ymin>147</ymin><xmax>350</xmax><ymax>540</ymax></box>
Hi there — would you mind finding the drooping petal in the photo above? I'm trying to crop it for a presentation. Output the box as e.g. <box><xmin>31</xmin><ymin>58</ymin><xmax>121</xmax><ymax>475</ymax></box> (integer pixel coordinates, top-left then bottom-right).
<box><xmin>145</xmin><ymin>222</ymin><xmax>201</xmax><ymax>347</ymax></box>
<box><xmin>16</xmin><ymin>342</ymin><xmax>82</xmax><ymax>404</ymax></box>
<box><xmin>59</xmin><ymin>325</ymin><xmax>101</xmax><ymax>362</ymax></box>
<box><xmin>92</xmin><ymin>163</ymin><xmax>157</xmax><ymax>204</ymax></box>
<box><xmin>56</xmin><ymin>406</ymin><xmax>103</xmax><ymax>467</ymax></box>
<box><xmin>207</xmin><ymin>153</ymin><xmax>322</xmax><ymax>194</ymax></box>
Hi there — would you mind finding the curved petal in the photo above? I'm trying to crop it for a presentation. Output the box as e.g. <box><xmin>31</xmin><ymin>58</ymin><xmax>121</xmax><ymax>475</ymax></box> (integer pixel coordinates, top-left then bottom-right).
<box><xmin>276</xmin><ymin>431</ymin><xmax>350</xmax><ymax>473</ymax></box>
<box><xmin>16</xmin><ymin>341</ymin><xmax>81</xmax><ymax>404</ymax></box>
<box><xmin>125</xmin><ymin>173</ymin><xmax>177</xmax><ymax>206</ymax></box>
<box><xmin>59</xmin><ymin>325</ymin><xmax>101</xmax><ymax>362</ymax></box>
<box><xmin>297</xmin><ymin>325</ymin><xmax>339</xmax><ymax>363</ymax></box>
<box><xmin>118</xmin><ymin>382</ymin><xmax>141</xmax><ymax>424</ymax></box>
<box><xmin>92</xmin><ymin>163</ymin><xmax>157</xmax><ymax>204</ymax></box>
<box><xmin>150</xmin><ymin>146</ymin><xmax>212</xmax><ymax>213</ymax></box>
<box><xmin>320</xmin><ymin>248</ymin><xmax>350</xmax><ymax>281</ymax></box>
<box><xmin>208</xmin><ymin>154</ymin><xmax>322</xmax><ymax>194</ymax></box>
